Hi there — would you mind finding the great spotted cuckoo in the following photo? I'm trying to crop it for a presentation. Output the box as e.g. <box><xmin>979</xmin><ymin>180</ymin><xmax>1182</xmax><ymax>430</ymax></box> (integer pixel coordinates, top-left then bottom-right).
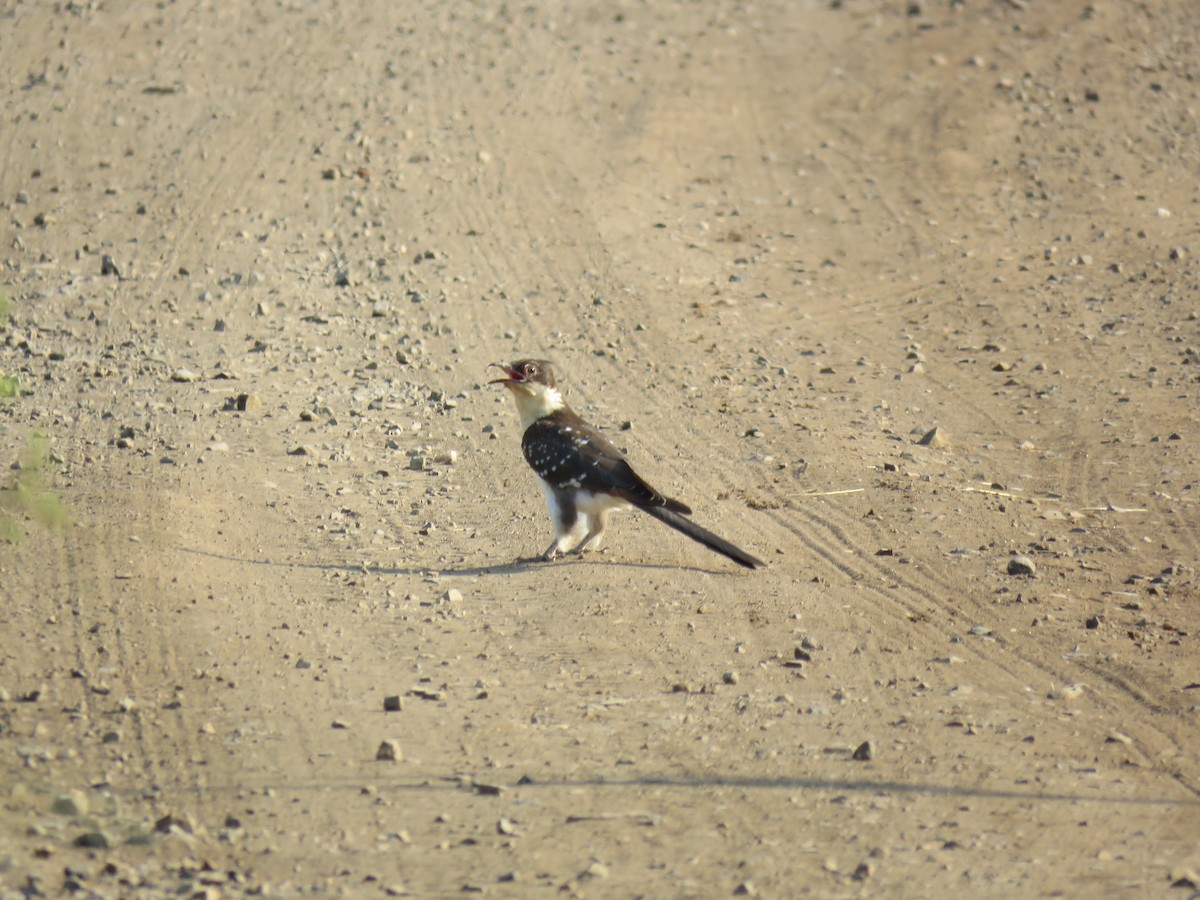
<box><xmin>490</xmin><ymin>358</ymin><xmax>764</xmax><ymax>569</ymax></box>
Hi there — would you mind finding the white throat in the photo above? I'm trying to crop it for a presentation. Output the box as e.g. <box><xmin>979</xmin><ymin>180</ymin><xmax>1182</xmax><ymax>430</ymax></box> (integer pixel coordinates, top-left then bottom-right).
<box><xmin>511</xmin><ymin>384</ymin><xmax>565</xmax><ymax>430</ymax></box>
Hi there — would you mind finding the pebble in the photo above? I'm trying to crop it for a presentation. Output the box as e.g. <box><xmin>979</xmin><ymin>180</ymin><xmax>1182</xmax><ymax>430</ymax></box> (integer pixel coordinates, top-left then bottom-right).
<box><xmin>100</xmin><ymin>255</ymin><xmax>120</xmax><ymax>277</ymax></box>
<box><xmin>1007</xmin><ymin>556</ymin><xmax>1036</xmax><ymax>576</ymax></box>
<box><xmin>72</xmin><ymin>831</ymin><xmax>110</xmax><ymax>849</ymax></box>
<box><xmin>852</xmin><ymin>861</ymin><xmax>876</xmax><ymax>880</ymax></box>
<box><xmin>376</xmin><ymin>739</ymin><xmax>402</xmax><ymax>761</ymax></box>
<box><xmin>852</xmin><ymin>740</ymin><xmax>874</xmax><ymax>761</ymax></box>
<box><xmin>236</xmin><ymin>393</ymin><xmax>261</xmax><ymax>412</ymax></box>
<box><xmin>383</xmin><ymin>695</ymin><xmax>403</xmax><ymax>712</ymax></box>
<box><xmin>917</xmin><ymin>426</ymin><xmax>949</xmax><ymax>448</ymax></box>
<box><xmin>579</xmin><ymin>861</ymin><xmax>609</xmax><ymax>880</ymax></box>
<box><xmin>155</xmin><ymin>813</ymin><xmax>194</xmax><ymax>834</ymax></box>
<box><xmin>171</xmin><ymin>368</ymin><xmax>201</xmax><ymax>383</ymax></box>
<box><xmin>442</xmin><ymin>588</ymin><xmax>463</xmax><ymax>603</ymax></box>
<box><xmin>1169</xmin><ymin>867</ymin><xmax>1200</xmax><ymax>889</ymax></box>
<box><xmin>51</xmin><ymin>790</ymin><xmax>89</xmax><ymax>817</ymax></box>
<box><xmin>722</xmin><ymin>671</ymin><xmax>739</xmax><ymax>685</ymax></box>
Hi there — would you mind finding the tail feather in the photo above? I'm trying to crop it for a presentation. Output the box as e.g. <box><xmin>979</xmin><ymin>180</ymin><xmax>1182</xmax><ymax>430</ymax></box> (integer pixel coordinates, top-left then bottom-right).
<box><xmin>643</xmin><ymin>505</ymin><xmax>765</xmax><ymax>569</ymax></box>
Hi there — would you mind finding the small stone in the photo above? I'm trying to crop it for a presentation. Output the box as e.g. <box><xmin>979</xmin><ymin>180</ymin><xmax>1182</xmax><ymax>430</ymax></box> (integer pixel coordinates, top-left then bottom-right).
<box><xmin>236</xmin><ymin>393</ymin><xmax>261</xmax><ymax>412</ymax></box>
<box><xmin>722</xmin><ymin>670</ymin><xmax>739</xmax><ymax>685</ymax></box>
<box><xmin>442</xmin><ymin>588</ymin><xmax>463</xmax><ymax>603</ymax></box>
<box><xmin>171</xmin><ymin>368</ymin><xmax>201</xmax><ymax>383</ymax></box>
<box><xmin>1007</xmin><ymin>556</ymin><xmax>1036</xmax><ymax>576</ymax></box>
<box><xmin>73</xmin><ymin>831</ymin><xmax>110</xmax><ymax>849</ymax></box>
<box><xmin>288</xmin><ymin>445</ymin><xmax>316</xmax><ymax>456</ymax></box>
<box><xmin>1169</xmin><ymin>867</ymin><xmax>1200</xmax><ymax>889</ymax></box>
<box><xmin>579</xmin><ymin>861</ymin><xmax>609</xmax><ymax>880</ymax></box>
<box><xmin>100</xmin><ymin>255</ymin><xmax>120</xmax><ymax>277</ymax></box>
<box><xmin>376</xmin><ymin>740</ymin><xmax>402</xmax><ymax>762</ymax></box>
<box><xmin>733</xmin><ymin>881</ymin><xmax>759</xmax><ymax>897</ymax></box>
<box><xmin>383</xmin><ymin>695</ymin><xmax>403</xmax><ymax>712</ymax></box>
<box><xmin>917</xmin><ymin>426</ymin><xmax>949</xmax><ymax>448</ymax></box>
<box><xmin>852</xmin><ymin>861</ymin><xmax>876</xmax><ymax>880</ymax></box>
<box><xmin>51</xmin><ymin>790</ymin><xmax>89</xmax><ymax>817</ymax></box>
<box><xmin>331</xmin><ymin>719</ymin><xmax>350</xmax><ymax>730</ymax></box>
<box><xmin>497</xmin><ymin>817</ymin><xmax>516</xmax><ymax>835</ymax></box>
<box><xmin>852</xmin><ymin>740</ymin><xmax>874</xmax><ymax>761</ymax></box>
<box><xmin>154</xmin><ymin>813</ymin><xmax>194</xmax><ymax>834</ymax></box>
<box><xmin>1085</xmin><ymin>615</ymin><xmax>1101</xmax><ymax>629</ymax></box>
<box><xmin>409</xmin><ymin>455</ymin><xmax>428</xmax><ymax>471</ymax></box>
<box><xmin>1169</xmin><ymin>247</ymin><xmax>1187</xmax><ymax>261</ymax></box>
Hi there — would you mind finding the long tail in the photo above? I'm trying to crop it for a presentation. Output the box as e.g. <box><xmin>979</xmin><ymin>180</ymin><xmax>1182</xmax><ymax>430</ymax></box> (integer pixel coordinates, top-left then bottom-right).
<box><xmin>642</xmin><ymin>505</ymin><xmax>765</xmax><ymax>569</ymax></box>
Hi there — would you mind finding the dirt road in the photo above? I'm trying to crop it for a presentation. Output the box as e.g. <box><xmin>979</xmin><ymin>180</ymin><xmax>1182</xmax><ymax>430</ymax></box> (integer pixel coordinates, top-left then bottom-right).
<box><xmin>2</xmin><ymin>1</ymin><xmax>1199</xmax><ymax>896</ymax></box>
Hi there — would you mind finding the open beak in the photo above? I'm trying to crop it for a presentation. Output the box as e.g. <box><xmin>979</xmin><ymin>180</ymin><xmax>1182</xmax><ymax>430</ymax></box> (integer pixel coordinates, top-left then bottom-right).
<box><xmin>488</xmin><ymin>362</ymin><xmax>522</xmax><ymax>385</ymax></box>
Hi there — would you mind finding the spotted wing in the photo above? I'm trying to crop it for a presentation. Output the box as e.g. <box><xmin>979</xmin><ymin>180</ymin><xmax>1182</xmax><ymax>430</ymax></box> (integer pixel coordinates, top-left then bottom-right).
<box><xmin>521</xmin><ymin>412</ymin><xmax>687</xmax><ymax>512</ymax></box>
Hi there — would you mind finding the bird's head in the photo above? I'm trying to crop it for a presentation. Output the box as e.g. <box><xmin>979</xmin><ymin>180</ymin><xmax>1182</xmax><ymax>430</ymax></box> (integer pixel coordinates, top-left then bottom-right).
<box><xmin>490</xmin><ymin>358</ymin><xmax>564</xmax><ymax>428</ymax></box>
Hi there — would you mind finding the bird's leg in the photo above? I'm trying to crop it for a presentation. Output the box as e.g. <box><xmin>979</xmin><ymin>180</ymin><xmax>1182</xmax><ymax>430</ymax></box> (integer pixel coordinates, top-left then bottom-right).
<box><xmin>540</xmin><ymin>489</ymin><xmax>580</xmax><ymax>561</ymax></box>
<box><xmin>573</xmin><ymin>511</ymin><xmax>609</xmax><ymax>555</ymax></box>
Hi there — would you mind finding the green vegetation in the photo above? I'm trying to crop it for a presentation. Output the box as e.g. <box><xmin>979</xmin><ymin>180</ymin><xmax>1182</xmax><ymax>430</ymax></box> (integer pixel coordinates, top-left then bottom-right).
<box><xmin>0</xmin><ymin>290</ymin><xmax>71</xmax><ymax>542</ymax></box>
<box><xmin>0</xmin><ymin>434</ymin><xmax>71</xmax><ymax>543</ymax></box>
<box><xmin>0</xmin><ymin>289</ymin><xmax>15</xmax><ymax>398</ymax></box>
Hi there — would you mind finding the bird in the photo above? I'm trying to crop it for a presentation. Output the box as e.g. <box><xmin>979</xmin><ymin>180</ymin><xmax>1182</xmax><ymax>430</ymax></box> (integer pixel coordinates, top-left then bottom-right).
<box><xmin>489</xmin><ymin>358</ymin><xmax>765</xmax><ymax>569</ymax></box>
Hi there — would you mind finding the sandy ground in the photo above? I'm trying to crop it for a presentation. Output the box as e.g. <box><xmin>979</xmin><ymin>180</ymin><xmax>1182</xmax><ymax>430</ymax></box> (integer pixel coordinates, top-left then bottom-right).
<box><xmin>2</xmin><ymin>0</ymin><xmax>1200</xmax><ymax>896</ymax></box>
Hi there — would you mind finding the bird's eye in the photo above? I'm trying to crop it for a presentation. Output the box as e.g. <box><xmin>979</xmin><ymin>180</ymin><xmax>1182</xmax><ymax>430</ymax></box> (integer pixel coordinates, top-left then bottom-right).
<box><xmin>524</xmin><ymin>363</ymin><xmax>538</xmax><ymax>377</ymax></box>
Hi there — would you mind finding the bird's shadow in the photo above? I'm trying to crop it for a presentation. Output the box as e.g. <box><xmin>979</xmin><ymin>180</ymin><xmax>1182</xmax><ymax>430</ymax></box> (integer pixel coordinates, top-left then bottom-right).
<box><xmin>178</xmin><ymin>545</ymin><xmax>743</xmax><ymax>578</ymax></box>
